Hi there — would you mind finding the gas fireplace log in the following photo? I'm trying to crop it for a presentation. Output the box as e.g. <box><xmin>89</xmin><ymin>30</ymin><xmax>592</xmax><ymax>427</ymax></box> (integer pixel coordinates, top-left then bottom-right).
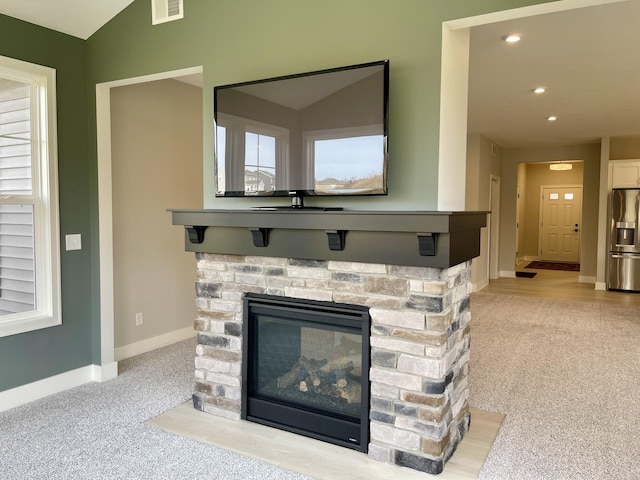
<box><xmin>335</xmin><ymin>378</ymin><xmax>361</xmax><ymax>404</ymax></box>
<box><xmin>276</xmin><ymin>359</ymin><xmax>307</xmax><ymax>389</ymax></box>
<box><xmin>320</xmin><ymin>336</ymin><xmax>361</xmax><ymax>378</ymax></box>
<box><xmin>321</xmin><ymin>357</ymin><xmax>357</xmax><ymax>379</ymax></box>
<box><xmin>277</xmin><ymin>356</ymin><xmax>327</xmax><ymax>389</ymax></box>
<box><xmin>299</xmin><ymin>357</ymin><xmax>323</xmax><ymax>387</ymax></box>
<box><xmin>316</xmin><ymin>382</ymin><xmax>340</xmax><ymax>397</ymax></box>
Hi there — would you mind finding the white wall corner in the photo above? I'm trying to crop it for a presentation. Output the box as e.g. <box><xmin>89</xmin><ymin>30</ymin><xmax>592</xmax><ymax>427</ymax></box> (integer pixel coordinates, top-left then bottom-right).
<box><xmin>596</xmin><ymin>136</ymin><xmax>611</xmax><ymax>285</ymax></box>
<box><xmin>91</xmin><ymin>362</ymin><xmax>118</xmax><ymax>382</ymax></box>
<box><xmin>438</xmin><ymin>24</ymin><xmax>470</xmax><ymax>211</ymax></box>
<box><xmin>471</xmin><ymin>279</ymin><xmax>489</xmax><ymax>292</ymax></box>
<box><xmin>594</xmin><ymin>281</ymin><xmax>607</xmax><ymax>291</ymax></box>
<box><xmin>499</xmin><ymin>270</ymin><xmax>516</xmax><ymax>278</ymax></box>
<box><xmin>578</xmin><ymin>275</ymin><xmax>597</xmax><ymax>284</ymax></box>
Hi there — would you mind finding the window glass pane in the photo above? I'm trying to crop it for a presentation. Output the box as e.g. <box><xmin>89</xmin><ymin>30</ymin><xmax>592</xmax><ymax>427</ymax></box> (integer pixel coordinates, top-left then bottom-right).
<box><xmin>564</xmin><ymin>193</ymin><xmax>574</xmax><ymax>200</ymax></box>
<box><xmin>549</xmin><ymin>193</ymin><xmax>559</xmax><ymax>200</ymax></box>
<box><xmin>314</xmin><ymin>135</ymin><xmax>384</xmax><ymax>193</ymax></box>
<box><xmin>0</xmin><ymin>78</ymin><xmax>32</xmax><ymax>195</ymax></box>
<box><xmin>0</xmin><ymin>204</ymin><xmax>35</xmax><ymax>316</ymax></box>
<box><xmin>244</xmin><ymin>132</ymin><xmax>276</xmax><ymax>193</ymax></box>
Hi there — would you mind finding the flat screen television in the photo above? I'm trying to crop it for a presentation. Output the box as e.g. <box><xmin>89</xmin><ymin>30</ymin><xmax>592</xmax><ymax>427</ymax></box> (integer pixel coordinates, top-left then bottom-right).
<box><xmin>214</xmin><ymin>60</ymin><xmax>389</xmax><ymax>209</ymax></box>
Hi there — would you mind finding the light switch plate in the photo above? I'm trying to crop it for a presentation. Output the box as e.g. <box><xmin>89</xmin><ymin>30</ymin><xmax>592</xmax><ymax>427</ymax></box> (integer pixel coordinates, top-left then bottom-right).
<box><xmin>65</xmin><ymin>234</ymin><xmax>82</xmax><ymax>251</ymax></box>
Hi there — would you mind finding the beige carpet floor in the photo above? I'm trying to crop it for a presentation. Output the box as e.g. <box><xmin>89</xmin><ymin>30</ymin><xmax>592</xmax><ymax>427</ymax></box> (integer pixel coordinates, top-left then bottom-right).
<box><xmin>469</xmin><ymin>292</ymin><xmax>640</xmax><ymax>479</ymax></box>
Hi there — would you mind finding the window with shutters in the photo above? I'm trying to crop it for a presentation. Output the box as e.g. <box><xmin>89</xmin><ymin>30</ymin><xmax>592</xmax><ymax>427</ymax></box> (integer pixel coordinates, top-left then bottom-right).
<box><xmin>0</xmin><ymin>55</ymin><xmax>61</xmax><ymax>338</ymax></box>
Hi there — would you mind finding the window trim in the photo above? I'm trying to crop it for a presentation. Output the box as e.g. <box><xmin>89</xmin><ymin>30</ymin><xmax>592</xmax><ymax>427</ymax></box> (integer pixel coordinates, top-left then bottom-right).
<box><xmin>302</xmin><ymin>124</ymin><xmax>383</xmax><ymax>190</ymax></box>
<box><xmin>0</xmin><ymin>55</ymin><xmax>61</xmax><ymax>338</ymax></box>
<box><xmin>216</xmin><ymin>113</ymin><xmax>289</xmax><ymax>193</ymax></box>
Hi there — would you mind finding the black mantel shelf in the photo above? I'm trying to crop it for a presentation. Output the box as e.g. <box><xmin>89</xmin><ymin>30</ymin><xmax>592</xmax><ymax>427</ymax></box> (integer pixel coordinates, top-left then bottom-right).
<box><xmin>169</xmin><ymin>209</ymin><xmax>488</xmax><ymax>269</ymax></box>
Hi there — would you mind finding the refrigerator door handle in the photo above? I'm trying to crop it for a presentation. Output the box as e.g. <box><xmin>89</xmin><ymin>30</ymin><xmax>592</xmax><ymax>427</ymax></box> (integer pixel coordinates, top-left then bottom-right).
<box><xmin>611</xmin><ymin>254</ymin><xmax>640</xmax><ymax>259</ymax></box>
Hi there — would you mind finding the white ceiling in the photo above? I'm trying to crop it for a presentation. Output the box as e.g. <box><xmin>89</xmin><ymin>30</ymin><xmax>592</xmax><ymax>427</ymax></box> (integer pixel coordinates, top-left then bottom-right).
<box><xmin>1</xmin><ymin>0</ymin><xmax>638</xmax><ymax>148</ymax></box>
<box><xmin>0</xmin><ymin>0</ymin><xmax>134</xmax><ymax>40</ymax></box>
<box><xmin>468</xmin><ymin>0</ymin><xmax>640</xmax><ymax>148</ymax></box>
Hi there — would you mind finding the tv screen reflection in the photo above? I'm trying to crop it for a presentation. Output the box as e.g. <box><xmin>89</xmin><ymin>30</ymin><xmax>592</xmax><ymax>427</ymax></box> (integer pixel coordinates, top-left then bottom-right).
<box><xmin>214</xmin><ymin>61</ymin><xmax>388</xmax><ymax>197</ymax></box>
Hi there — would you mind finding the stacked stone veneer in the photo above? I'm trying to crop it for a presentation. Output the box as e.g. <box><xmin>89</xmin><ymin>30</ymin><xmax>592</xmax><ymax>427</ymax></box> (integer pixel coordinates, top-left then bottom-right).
<box><xmin>192</xmin><ymin>253</ymin><xmax>472</xmax><ymax>476</ymax></box>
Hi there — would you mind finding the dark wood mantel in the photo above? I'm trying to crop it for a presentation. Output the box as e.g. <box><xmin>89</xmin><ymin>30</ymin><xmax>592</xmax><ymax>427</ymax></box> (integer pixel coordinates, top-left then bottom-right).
<box><xmin>169</xmin><ymin>209</ymin><xmax>487</xmax><ymax>268</ymax></box>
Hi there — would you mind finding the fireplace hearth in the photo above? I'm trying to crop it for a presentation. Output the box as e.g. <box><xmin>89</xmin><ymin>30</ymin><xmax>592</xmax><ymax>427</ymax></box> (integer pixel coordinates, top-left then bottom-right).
<box><xmin>242</xmin><ymin>293</ymin><xmax>370</xmax><ymax>451</ymax></box>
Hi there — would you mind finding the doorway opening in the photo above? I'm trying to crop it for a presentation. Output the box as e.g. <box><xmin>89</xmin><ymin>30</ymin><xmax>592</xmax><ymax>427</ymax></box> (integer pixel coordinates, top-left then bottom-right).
<box><xmin>96</xmin><ymin>66</ymin><xmax>203</xmax><ymax>370</ymax></box>
<box><xmin>515</xmin><ymin>161</ymin><xmax>584</xmax><ymax>282</ymax></box>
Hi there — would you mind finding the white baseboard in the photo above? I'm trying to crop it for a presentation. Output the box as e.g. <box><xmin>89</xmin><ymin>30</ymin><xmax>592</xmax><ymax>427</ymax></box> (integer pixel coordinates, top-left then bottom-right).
<box><xmin>92</xmin><ymin>362</ymin><xmax>118</xmax><ymax>382</ymax></box>
<box><xmin>472</xmin><ymin>279</ymin><xmax>489</xmax><ymax>292</ymax></box>
<box><xmin>595</xmin><ymin>281</ymin><xmax>607</xmax><ymax>291</ymax></box>
<box><xmin>0</xmin><ymin>327</ymin><xmax>195</xmax><ymax>413</ymax></box>
<box><xmin>114</xmin><ymin>326</ymin><xmax>195</xmax><ymax>361</ymax></box>
<box><xmin>500</xmin><ymin>270</ymin><xmax>516</xmax><ymax>278</ymax></box>
<box><xmin>0</xmin><ymin>362</ymin><xmax>118</xmax><ymax>413</ymax></box>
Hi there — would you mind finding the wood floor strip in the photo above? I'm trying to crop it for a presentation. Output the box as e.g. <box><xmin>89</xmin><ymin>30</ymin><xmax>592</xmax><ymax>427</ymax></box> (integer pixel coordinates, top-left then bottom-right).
<box><xmin>148</xmin><ymin>403</ymin><xmax>504</xmax><ymax>480</ymax></box>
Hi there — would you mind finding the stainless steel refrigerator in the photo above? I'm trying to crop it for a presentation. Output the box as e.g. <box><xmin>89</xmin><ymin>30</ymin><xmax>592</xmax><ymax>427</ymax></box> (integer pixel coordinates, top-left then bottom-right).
<box><xmin>609</xmin><ymin>188</ymin><xmax>640</xmax><ymax>292</ymax></box>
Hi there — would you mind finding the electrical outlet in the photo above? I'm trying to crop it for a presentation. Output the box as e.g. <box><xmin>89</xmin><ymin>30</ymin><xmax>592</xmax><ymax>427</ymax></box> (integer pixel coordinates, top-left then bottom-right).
<box><xmin>135</xmin><ymin>312</ymin><xmax>143</xmax><ymax>326</ymax></box>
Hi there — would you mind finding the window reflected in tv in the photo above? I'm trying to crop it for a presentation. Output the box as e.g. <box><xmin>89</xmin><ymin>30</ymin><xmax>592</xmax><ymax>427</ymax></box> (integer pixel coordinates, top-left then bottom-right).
<box><xmin>214</xmin><ymin>60</ymin><xmax>388</xmax><ymax>198</ymax></box>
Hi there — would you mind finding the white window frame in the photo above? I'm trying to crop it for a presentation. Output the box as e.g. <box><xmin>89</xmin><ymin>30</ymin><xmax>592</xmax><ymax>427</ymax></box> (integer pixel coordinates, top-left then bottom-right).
<box><xmin>0</xmin><ymin>55</ymin><xmax>61</xmax><ymax>338</ymax></box>
<box><xmin>216</xmin><ymin>113</ymin><xmax>289</xmax><ymax>193</ymax></box>
<box><xmin>302</xmin><ymin>124</ymin><xmax>383</xmax><ymax>188</ymax></box>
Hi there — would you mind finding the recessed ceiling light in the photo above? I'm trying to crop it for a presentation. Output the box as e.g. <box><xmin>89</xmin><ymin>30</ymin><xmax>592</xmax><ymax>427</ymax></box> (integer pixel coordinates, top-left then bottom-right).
<box><xmin>547</xmin><ymin>116</ymin><xmax>557</xmax><ymax>121</ymax></box>
<box><xmin>533</xmin><ymin>87</ymin><xmax>546</xmax><ymax>94</ymax></box>
<box><xmin>502</xmin><ymin>34</ymin><xmax>521</xmax><ymax>43</ymax></box>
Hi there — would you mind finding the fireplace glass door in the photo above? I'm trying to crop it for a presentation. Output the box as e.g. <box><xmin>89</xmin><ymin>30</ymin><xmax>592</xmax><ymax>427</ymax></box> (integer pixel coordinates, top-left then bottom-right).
<box><xmin>242</xmin><ymin>294</ymin><xmax>370</xmax><ymax>452</ymax></box>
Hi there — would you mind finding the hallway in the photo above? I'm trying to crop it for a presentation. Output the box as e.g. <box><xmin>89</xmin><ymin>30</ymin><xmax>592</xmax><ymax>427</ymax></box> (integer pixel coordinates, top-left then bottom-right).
<box><xmin>480</xmin><ymin>263</ymin><xmax>640</xmax><ymax>306</ymax></box>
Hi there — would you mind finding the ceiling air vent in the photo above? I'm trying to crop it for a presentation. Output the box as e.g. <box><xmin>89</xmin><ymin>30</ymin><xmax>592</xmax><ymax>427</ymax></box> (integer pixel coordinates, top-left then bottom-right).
<box><xmin>152</xmin><ymin>0</ymin><xmax>184</xmax><ymax>25</ymax></box>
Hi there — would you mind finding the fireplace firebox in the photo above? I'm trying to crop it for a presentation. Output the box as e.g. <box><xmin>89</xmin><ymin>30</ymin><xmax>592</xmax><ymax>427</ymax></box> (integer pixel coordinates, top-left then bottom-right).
<box><xmin>242</xmin><ymin>293</ymin><xmax>371</xmax><ymax>452</ymax></box>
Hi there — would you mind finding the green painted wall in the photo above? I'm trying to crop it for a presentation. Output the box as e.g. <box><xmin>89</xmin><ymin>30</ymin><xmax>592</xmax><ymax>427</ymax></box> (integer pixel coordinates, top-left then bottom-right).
<box><xmin>86</xmin><ymin>0</ymin><xmax>555</xmax><ymax>209</ymax></box>
<box><xmin>1</xmin><ymin>0</ymin><xmax>556</xmax><ymax>393</ymax></box>
<box><xmin>0</xmin><ymin>16</ymin><xmax>93</xmax><ymax>391</ymax></box>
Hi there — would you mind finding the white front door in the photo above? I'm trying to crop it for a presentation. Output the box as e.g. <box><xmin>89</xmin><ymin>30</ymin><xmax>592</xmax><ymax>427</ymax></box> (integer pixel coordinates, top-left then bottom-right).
<box><xmin>539</xmin><ymin>186</ymin><xmax>582</xmax><ymax>262</ymax></box>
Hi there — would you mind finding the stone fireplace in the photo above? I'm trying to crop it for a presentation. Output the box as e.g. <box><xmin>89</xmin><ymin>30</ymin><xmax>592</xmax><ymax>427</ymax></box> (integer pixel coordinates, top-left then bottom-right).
<box><xmin>171</xmin><ymin>209</ymin><xmax>484</xmax><ymax>475</ymax></box>
<box><xmin>192</xmin><ymin>253</ymin><xmax>471</xmax><ymax>475</ymax></box>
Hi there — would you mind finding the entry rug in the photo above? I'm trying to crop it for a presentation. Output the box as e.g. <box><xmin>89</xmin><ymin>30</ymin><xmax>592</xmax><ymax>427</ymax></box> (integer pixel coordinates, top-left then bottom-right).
<box><xmin>515</xmin><ymin>271</ymin><xmax>537</xmax><ymax>278</ymax></box>
<box><xmin>525</xmin><ymin>261</ymin><xmax>579</xmax><ymax>271</ymax></box>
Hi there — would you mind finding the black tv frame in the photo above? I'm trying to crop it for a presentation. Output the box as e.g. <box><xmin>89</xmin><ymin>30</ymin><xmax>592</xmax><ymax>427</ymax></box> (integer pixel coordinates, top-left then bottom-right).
<box><xmin>213</xmin><ymin>59</ymin><xmax>389</xmax><ymax>209</ymax></box>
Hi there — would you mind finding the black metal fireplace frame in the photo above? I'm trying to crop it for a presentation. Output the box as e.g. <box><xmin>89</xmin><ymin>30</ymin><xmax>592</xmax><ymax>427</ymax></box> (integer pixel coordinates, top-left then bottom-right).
<box><xmin>242</xmin><ymin>293</ymin><xmax>371</xmax><ymax>452</ymax></box>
